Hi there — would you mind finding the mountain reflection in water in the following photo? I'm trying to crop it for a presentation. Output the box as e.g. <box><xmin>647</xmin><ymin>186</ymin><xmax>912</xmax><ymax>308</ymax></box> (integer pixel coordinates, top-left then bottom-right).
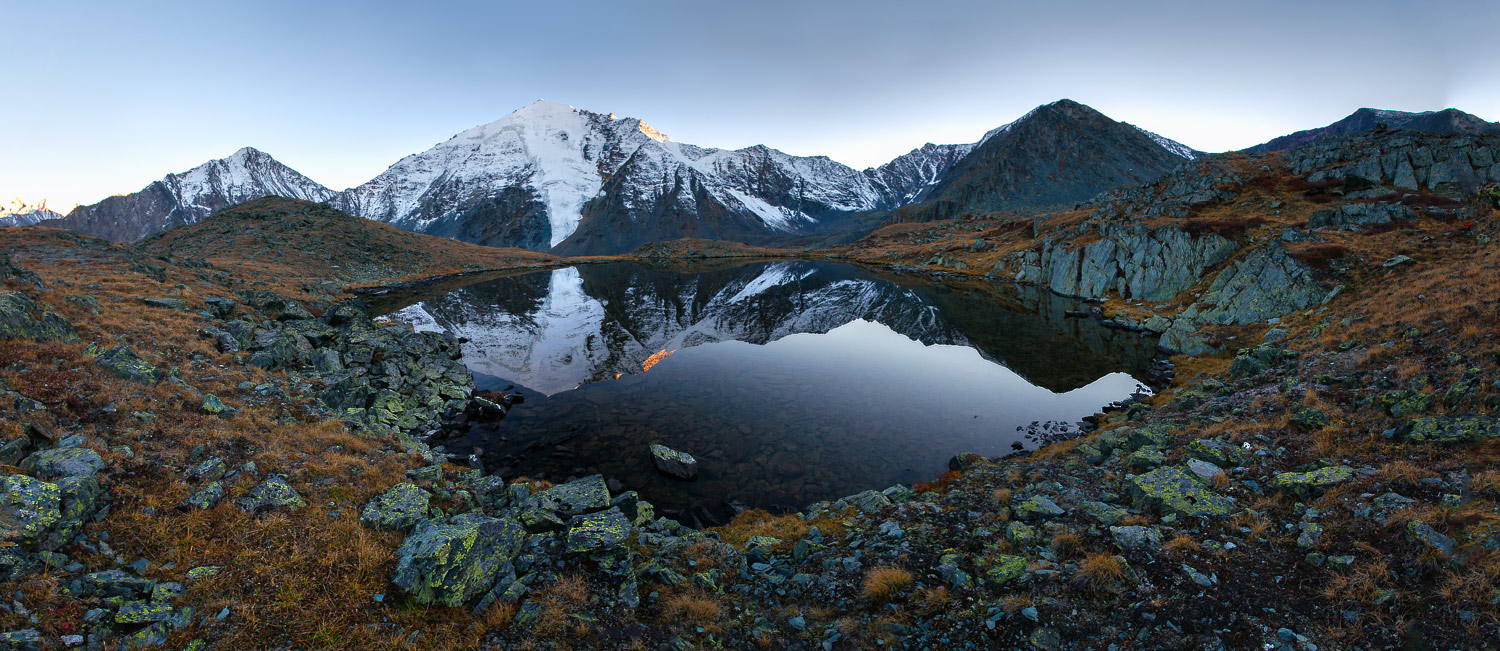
<box><xmin>379</xmin><ymin>260</ymin><xmax>1160</xmax><ymax>519</ymax></box>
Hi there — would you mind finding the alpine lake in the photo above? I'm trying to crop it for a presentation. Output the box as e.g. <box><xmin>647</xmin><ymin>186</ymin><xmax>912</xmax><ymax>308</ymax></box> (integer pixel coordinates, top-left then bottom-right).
<box><xmin>369</xmin><ymin>259</ymin><xmax>1163</xmax><ymax>526</ymax></box>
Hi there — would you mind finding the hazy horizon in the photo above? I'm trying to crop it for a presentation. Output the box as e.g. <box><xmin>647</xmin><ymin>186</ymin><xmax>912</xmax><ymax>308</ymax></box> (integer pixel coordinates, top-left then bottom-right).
<box><xmin>5</xmin><ymin>0</ymin><xmax>1497</xmax><ymax>212</ymax></box>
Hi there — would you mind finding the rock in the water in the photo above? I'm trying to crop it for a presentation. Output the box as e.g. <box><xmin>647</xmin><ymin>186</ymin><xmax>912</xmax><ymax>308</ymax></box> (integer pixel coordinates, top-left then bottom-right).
<box><xmin>1131</xmin><ymin>466</ymin><xmax>1234</xmax><ymax>517</ymax></box>
<box><xmin>566</xmin><ymin>507</ymin><xmax>631</xmax><ymax>554</ymax></box>
<box><xmin>361</xmin><ymin>483</ymin><xmax>431</xmax><ymax>533</ymax></box>
<box><xmin>233</xmin><ymin>475</ymin><xmax>306</xmax><ymax>514</ymax></box>
<box><xmin>649</xmin><ymin>444</ymin><xmax>698</xmax><ymax>481</ymax></box>
<box><xmin>392</xmin><ymin>513</ymin><xmax>526</xmax><ymax>606</ymax></box>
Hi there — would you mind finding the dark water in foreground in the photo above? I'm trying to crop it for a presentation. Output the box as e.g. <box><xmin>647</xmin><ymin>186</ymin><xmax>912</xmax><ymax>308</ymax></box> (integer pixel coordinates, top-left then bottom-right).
<box><xmin>378</xmin><ymin>260</ymin><xmax>1160</xmax><ymax>520</ymax></box>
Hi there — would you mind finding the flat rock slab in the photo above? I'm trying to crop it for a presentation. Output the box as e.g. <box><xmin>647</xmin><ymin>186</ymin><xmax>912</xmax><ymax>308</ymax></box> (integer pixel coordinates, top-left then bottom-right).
<box><xmin>1131</xmin><ymin>466</ymin><xmax>1234</xmax><ymax>518</ymax></box>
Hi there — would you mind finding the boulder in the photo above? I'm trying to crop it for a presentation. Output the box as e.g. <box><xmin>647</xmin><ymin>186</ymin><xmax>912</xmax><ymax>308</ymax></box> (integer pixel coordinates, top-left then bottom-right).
<box><xmin>983</xmin><ymin>555</ymin><xmax>1028</xmax><ymax>587</ymax></box>
<box><xmin>183</xmin><ymin>458</ymin><xmax>227</xmax><ymax>484</ymax></box>
<box><xmin>1269</xmin><ymin>466</ymin><xmax>1354</xmax><ymax>499</ymax></box>
<box><xmin>1014</xmin><ymin>495</ymin><xmax>1065</xmax><ymax>520</ymax></box>
<box><xmin>233</xmin><ymin>475</ymin><xmax>306</xmax><ymax>514</ymax></box>
<box><xmin>1405</xmin><ymin>416</ymin><xmax>1499</xmax><ymax>443</ymax></box>
<box><xmin>649</xmin><ymin>444</ymin><xmax>698</xmax><ymax>480</ymax></box>
<box><xmin>533</xmin><ymin>474</ymin><xmax>611</xmax><ymax>518</ymax></box>
<box><xmin>1110</xmin><ymin>525</ymin><xmax>1163</xmax><ymax>552</ymax></box>
<box><xmin>22</xmin><ymin>447</ymin><xmax>105</xmax><ymax>479</ymax></box>
<box><xmin>180</xmin><ymin>482</ymin><xmax>225</xmax><ymax>511</ymax></box>
<box><xmin>0</xmin><ymin>475</ymin><xmax>61</xmax><ymax>546</ymax></box>
<box><xmin>566</xmin><ymin>507</ymin><xmax>631</xmax><ymax>554</ymax></box>
<box><xmin>392</xmin><ymin>513</ymin><xmax>526</xmax><ymax>606</ymax></box>
<box><xmin>0</xmin><ymin>291</ymin><xmax>77</xmax><ymax>343</ymax></box>
<box><xmin>95</xmin><ymin>346</ymin><xmax>162</xmax><ymax>384</ymax></box>
<box><xmin>1131</xmin><ymin>466</ymin><xmax>1234</xmax><ymax>517</ymax></box>
<box><xmin>361</xmin><ymin>483</ymin><xmax>431</xmax><ymax>533</ymax></box>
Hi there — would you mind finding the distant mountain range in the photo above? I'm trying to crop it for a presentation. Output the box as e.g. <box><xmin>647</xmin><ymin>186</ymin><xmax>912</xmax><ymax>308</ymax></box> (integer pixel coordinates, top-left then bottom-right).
<box><xmin>22</xmin><ymin>102</ymin><xmax>1498</xmax><ymax>254</ymax></box>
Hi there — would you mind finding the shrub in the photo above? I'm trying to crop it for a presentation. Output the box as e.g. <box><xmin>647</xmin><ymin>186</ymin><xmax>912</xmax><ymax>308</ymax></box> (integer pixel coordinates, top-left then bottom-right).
<box><xmin>862</xmin><ymin>566</ymin><xmax>913</xmax><ymax>602</ymax></box>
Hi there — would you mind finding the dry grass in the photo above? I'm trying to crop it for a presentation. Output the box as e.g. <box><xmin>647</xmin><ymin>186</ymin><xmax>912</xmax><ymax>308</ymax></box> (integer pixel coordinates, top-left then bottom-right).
<box><xmin>1078</xmin><ymin>553</ymin><xmax>1126</xmax><ymax>595</ymax></box>
<box><xmin>1163</xmin><ymin>534</ymin><xmax>1202</xmax><ymax>557</ymax></box>
<box><xmin>1322</xmin><ymin>561</ymin><xmax>1392</xmax><ymax>606</ymax></box>
<box><xmin>1050</xmin><ymin>532</ymin><xmax>1084</xmax><ymax>558</ymax></box>
<box><xmin>990</xmin><ymin>488</ymin><xmax>1013</xmax><ymax>505</ymax></box>
<box><xmin>861</xmin><ymin>566</ymin><xmax>914</xmax><ymax>603</ymax></box>
<box><xmin>663</xmin><ymin>589</ymin><xmax>722</xmax><ymax>624</ymax></box>
<box><xmin>713</xmin><ymin>509</ymin><xmax>813</xmax><ymax>549</ymax></box>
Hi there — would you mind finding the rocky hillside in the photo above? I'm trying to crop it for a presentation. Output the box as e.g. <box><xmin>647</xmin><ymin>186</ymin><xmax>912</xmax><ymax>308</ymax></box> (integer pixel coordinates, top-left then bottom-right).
<box><xmin>889</xmin><ymin>100</ymin><xmax>1197</xmax><ymax>223</ymax></box>
<box><xmin>1246</xmin><ymin>107</ymin><xmax>1500</xmax><ymax>153</ymax></box>
<box><xmin>54</xmin><ymin>147</ymin><xmax>335</xmax><ymax>242</ymax></box>
<box><xmin>138</xmin><ymin>196</ymin><xmax>556</xmax><ymax>292</ymax></box>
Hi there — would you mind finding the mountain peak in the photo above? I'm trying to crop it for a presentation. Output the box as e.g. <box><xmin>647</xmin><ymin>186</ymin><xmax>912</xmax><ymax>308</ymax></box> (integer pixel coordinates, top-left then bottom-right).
<box><xmin>1247</xmin><ymin>106</ymin><xmax>1500</xmax><ymax>153</ymax></box>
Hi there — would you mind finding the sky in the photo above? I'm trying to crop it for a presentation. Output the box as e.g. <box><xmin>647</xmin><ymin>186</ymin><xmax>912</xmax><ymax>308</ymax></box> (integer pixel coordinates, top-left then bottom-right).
<box><xmin>4</xmin><ymin>0</ymin><xmax>1498</xmax><ymax>212</ymax></box>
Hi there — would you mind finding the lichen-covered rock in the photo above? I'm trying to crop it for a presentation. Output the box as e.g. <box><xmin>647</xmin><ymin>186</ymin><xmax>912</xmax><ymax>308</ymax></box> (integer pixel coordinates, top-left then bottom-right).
<box><xmin>1080</xmin><ymin>501</ymin><xmax>1126</xmax><ymax>526</ymax></box>
<box><xmin>1406</xmin><ymin>520</ymin><xmax>1455</xmax><ymax>556</ymax></box>
<box><xmin>533</xmin><ymin>474</ymin><xmax>611</xmax><ymax>518</ymax></box>
<box><xmin>1186</xmin><ymin>245</ymin><xmax>1331</xmax><ymax>326</ymax></box>
<box><xmin>1405</xmin><ymin>415</ymin><xmax>1499</xmax><ymax>443</ymax></box>
<box><xmin>983</xmin><ymin>554</ymin><xmax>1028</xmax><ymax>586</ymax></box>
<box><xmin>21</xmin><ymin>446</ymin><xmax>104</xmax><ymax>479</ymax></box>
<box><xmin>0</xmin><ymin>475</ymin><xmax>60</xmax><ymax>546</ymax></box>
<box><xmin>1131</xmin><ymin>466</ymin><xmax>1234</xmax><ymax>517</ymax></box>
<box><xmin>115</xmin><ymin>600</ymin><xmax>174</xmax><ymax>624</ymax></box>
<box><xmin>0</xmin><ymin>291</ymin><xmax>77</xmax><ymax>343</ymax></box>
<box><xmin>183</xmin><ymin>458</ymin><xmax>226</xmax><ymax>483</ymax></box>
<box><xmin>566</xmin><ymin>507</ymin><xmax>631</xmax><ymax>554</ymax></box>
<box><xmin>1270</xmin><ymin>466</ymin><xmax>1355</xmax><ymax>499</ymax></box>
<box><xmin>95</xmin><ymin>346</ymin><xmax>162</xmax><ymax>384</ymax></box>
<box><xmin>936</xmin><ymin>553</ymin><xmax>973</xmax><ymax>588</ymax></box>
<box><xmin>234</xmin><ymin>475</ymin><xmax>305</xmax><ymax>514</ymax></box>
<box><xmin>180</xmin><ymin>482</ymin><xmax>225</xmax><ymax>510</ymax></box>
<box><xmin>1111</xmin><ymin>525</ymin><xmax>1163</xmax><ymax>552</ymax></box>
<box><xmin>843</xmin><ymin>489</ymin><xmax>893</xmax><ymax>514</ymax></box>
<box><xmin>199</xmin><ymin>395</ymin><xmax>228</xmax><ymax>415</ymax></box>
<box><xmin>141</xmin><ymin>297</ymin><xmax>189</xmax><ymax>311</ymax></box>
<box><xmin>1015</xmin><ymin>495</ymin><xmax>1065</xmax><ymax>520</ymax></box>
<box><xmin>393</xmin><ymin>513</ymin><xmax>526</xmax><ymax>606</ymax></box>
<box><xmin>1185</xmin><ymin>458</ymin><xmax>1225</xmax><ymax>484</ymax></box>
<box><xmin>45</xmin><ymin>475</ymin><xmax>101</xmax><ymax>548</ymax></box>
<box><xmin>361</xmin><ymin>483</ymin><xmax>431</xmax><ymax>533</ymax></box>
<box><xmin>649</xmin><ymin>444</ymin><xmax>698</xmax><ymax>480</ymax></box>
<box><xmin>1124</xmin><ymin>446</ymin><xmax>1166</xmax><ymax>471</ymax></box>
<box><xmin>203</xmin><ymin>297</ymin><xmax>238</xmax><ymax>319</ymax></box>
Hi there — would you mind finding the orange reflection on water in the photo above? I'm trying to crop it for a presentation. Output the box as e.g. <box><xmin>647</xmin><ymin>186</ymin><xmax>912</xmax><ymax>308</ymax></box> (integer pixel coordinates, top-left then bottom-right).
<box><xmin>642</xmin><ymin>349</ymin><xmax>677</xmax><ymax>373</ymax></box>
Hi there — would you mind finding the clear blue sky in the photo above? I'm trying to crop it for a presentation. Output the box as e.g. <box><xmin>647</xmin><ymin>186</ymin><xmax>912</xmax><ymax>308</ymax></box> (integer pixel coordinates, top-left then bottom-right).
<box><xmin>5</xmin><ymin>0</ymin><xmax>1497</xmax><ymax>211</ymax></box>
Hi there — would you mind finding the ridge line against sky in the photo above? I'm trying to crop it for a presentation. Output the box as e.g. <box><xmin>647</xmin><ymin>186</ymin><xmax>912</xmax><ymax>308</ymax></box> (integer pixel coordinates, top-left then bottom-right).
<box><xmin>4</xmin><ymin>0</ymin><xmax>1497</xmax><ymax>211</ymax></box>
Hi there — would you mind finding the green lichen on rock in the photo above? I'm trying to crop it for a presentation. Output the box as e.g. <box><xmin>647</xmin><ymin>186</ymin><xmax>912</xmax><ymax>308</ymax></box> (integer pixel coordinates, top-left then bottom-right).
<box><xmin>566</xmin><ymin>507</ymin><xmax>631</xmax><ymax>554</ymax></box>
<box><xmin>180</xmin><ymin>482</ymin><xmax>225</xmax><ymax>510</ymax></box>
<box><xmin>185</xmin><ymin>566</ymin><xmax>221</xmax><ymax>581</ymax></box>
<box><xmin>199</xmin><ymin>395</ymin><xmax>228</xmax><ymax>415</ymax></box>
<box><xmin>0</xmin><ymin>291</ymin><xmax>78</xmax><ymax>343</ymax></box>
<box><xmin>0</xmin><ymin>475</ymin><xmax>61</xmax><ymax>545</ymax></box>
<box><xmin>361</xmin><ymin>483</ymin><xmax>431</xmax><ymax>533</ymax></box>
<box><xmin>1405</xmin><ymin>416</ymin><xmax>1499</xmax><ymax>443</ymax></box>
<box><xmin>392</xmin><ymin>513</ymin><xmax>526</xmax><ymax>606</ymax></box>
<box><xmin>22</xmin><ymin>446</ymin><xmax>104</xmax><ymax>479</ymax></box>
<box><xmin>1005</xmin><ymin>521</ymin><xmax>1038</xmax><ymax>545</ymax></box>
<box><xmin>115</xmin><ymin>600</ymin><xmax>174</xmax><ymax>624</ymax></box>
<box><xmin>1270</xmin><ymin>466</ymin><xmax>1355</xmax><ymax>499</ymax></box>
<box><xmin>1014</xmin><ymin>494</ymin><xmax>1065</xmax><ymax>520</ymax></box>
<box><xmin>1131</xmin><ymin>466</ymin><xmax>1234</xmax><ymax>518</ymax></box>
<box><xmin>983</xmin><ymin>554</ymin><xmax>1028</xmax><ymax>586</ymax></box>
<box><xmin>533</xmin><ymin>474</ymin><xmax>611</xmax><ymax>518</ymax></box>
<box><xmin>233</xmin><ymin>475</ymin><xmax>305</xmax><ymax>514</ymax></box>
<box><xmin>1080</xmin><ymin>501</ymin><xmax>1126</xmax><ymax>526</ymax></box>
<box><xmin>1124</xmin><ymin>446</ymin><xmax>1166</xmax><ymax>471</ymax></box>
<box><xmin>95</xmin><ymin>346</ymin><xmax>162</xmax><ymax>384</ymax></box>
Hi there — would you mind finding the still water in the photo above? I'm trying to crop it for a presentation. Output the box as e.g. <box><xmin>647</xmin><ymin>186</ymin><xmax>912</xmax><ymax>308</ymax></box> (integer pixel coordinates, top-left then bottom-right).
<box><xmin>378</xmin><ymin>260</ymin><xmax>1160</xmax><ymax>521</ymax></box>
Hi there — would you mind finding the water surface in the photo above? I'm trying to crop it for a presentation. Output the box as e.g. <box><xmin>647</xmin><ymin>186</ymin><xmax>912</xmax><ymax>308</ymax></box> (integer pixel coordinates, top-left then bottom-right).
<box><xmin>382</xmin><ymin>260</ymin><xmax>1159</xmax><ymax>521</ymax></box>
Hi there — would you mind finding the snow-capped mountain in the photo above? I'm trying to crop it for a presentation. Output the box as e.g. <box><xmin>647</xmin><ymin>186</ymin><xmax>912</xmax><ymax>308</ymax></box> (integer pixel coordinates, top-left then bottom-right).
<box><xmin>388</xmin><ymin>260</ymin><xmax>964</xmax><ymax>395</ymax></box>
<box><xmin>336</xmin><ymin>100</ymin><xmax>980</xmax><ymax>254</ymax></box>
<box><xmin>0</xmin><ymin>203</ymin><xmax>62</xmax><ymax>227</ymax></box>
<box><xmin>54</xmin><ymin>147</ymin><xmax>334</xmax><ymax>241</ymax></box>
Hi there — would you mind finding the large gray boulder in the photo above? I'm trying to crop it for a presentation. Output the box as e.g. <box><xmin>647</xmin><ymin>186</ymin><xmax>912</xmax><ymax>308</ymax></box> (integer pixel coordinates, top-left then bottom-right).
<box><xmin>393</xmin><ymin>513</ymin><xmax>526</xmax><ymax>606</ymax></box>
<box><xmin>360</xmin><ymin>483</ymin><xmax>431</xmax><ymax>533</ymax></box>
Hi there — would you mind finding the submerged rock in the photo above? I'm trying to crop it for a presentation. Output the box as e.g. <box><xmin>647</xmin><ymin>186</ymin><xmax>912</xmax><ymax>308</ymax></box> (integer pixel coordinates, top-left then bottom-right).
<box><xmin>649</xmin><ymin>444</ymin><xmax>699</xmax><ymax>481</ymax></box>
